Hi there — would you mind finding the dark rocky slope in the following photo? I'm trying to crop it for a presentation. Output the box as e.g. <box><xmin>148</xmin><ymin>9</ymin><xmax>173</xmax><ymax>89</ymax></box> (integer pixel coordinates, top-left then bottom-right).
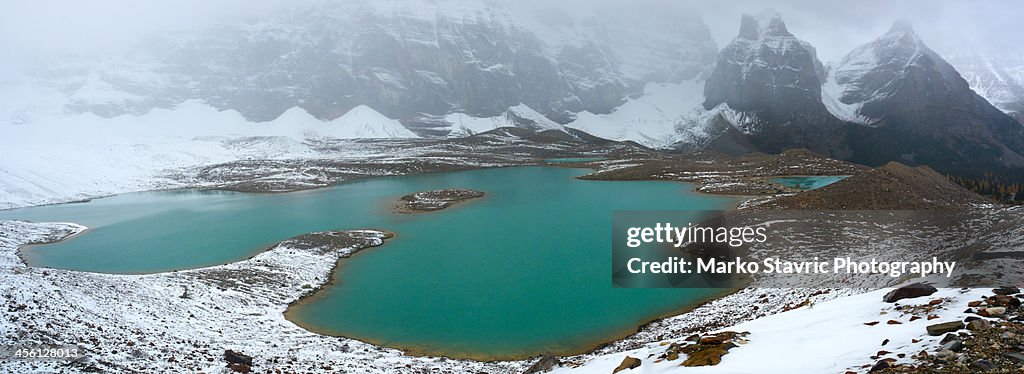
<box><xmin>761</xmin><ymin>162</ymin><xmax>991</xmax><ymax>210</ymax></box>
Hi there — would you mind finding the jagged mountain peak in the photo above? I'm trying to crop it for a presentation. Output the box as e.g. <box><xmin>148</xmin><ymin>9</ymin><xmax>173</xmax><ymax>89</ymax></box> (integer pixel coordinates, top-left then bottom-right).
<box><xmin>737</xmin><ymin>11</ymin><xmax>791</xmax><ymax>40</ymax></box>
<box><xmin>873</xmin><ymin>20</ymin><xmax>926</xmax><ymax>54</ymax></box>
<box><xmin>828</xmin><ymin>20</ymin><xmax>944</xmax><ymax>110</ymax></box>
<box><xmin>702</xmin><ymin>10</ymin><xmax>842</xmax><ymax>156</ymax></box>
<box><xmin>886</xmin><ymin>19</ymin><xmax>917</xmax><ymax>37</ymax></box>
<box><xmin>863</xmin><ymin>20</ymin><xmax>927</xmax><ymax>53</ymax></box>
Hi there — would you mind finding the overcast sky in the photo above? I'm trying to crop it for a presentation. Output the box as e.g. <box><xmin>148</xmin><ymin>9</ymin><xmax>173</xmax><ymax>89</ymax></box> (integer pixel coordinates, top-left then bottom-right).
<box><xmin>692</xmin><ymin>0</ymin><xmax>1024</xmax><ymax>61</ymax></box>
<box><xmin>1</xmin><ymin>0</ymin><xmax>1020</xmax><ymax>65</ymax></box>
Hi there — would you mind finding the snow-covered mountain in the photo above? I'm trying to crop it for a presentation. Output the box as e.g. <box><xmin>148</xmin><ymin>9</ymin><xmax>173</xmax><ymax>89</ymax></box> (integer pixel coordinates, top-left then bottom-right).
<box><xmin>6</xmin><ymin>3</ymin><xmax>1024</xmax><ymax>182</ymax></box>
<box><xmin>948</xmin><ymin>52</ymin><xmax>1024</xmax><ymax>124</ymax></box>
<box><xmin>685</xmin><ymin>15</ymin><xmax>1024</xmax><ymax>177</ymax></box>
<box><xmin>701</xmin><ymin>12</ymin><xmax>846</xmax><ymax>156</ymax></box>
<box><xmin>704</xmin><ymin>11</ymin><xmax>828</xmax><ymax>125</ymax></box>
<box><xmin>7</xmin><ymin>0</ymin><xmax>716</xmax><ymax>139</ymax></box>
<box><xmin>829</xmin><ymin>22</ymin><xmax>1024</xmax><ymax>174</ymax></box>
<box><xmin>829</xmin><ymin>21</ymin><xmax>966</xmax><ymax>121</ymax></box>
<box><xmin>0</xmin><ymin>0</ymin><xmax>722</xmax><ymax>209</ymax></box>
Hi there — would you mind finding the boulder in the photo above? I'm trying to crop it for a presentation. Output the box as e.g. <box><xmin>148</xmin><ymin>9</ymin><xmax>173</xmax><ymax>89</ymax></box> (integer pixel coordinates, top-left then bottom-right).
<box><xmin>524</xmin><ymin>354</ymin><xmax>560</xmax><ymax>373</ymax></box>
<box><xmin>868</xmin><ymin>358</ymin><xmax>895</xmax><ymax>372</ymax></box>
<box><xmin>612</xmin><ymin>356</ymin><xmax>641</xmax><ymax>373</ymax></box>
<box><xmin>935</xmin><ymin>349</ymin><xmax>958</xmax><ymax>362</ymax></box>
<box><xmin>992</xmin><ymin>286</ymin><xmax>1020</xmax><ymax>295</ymax></box>
<box><xmin>941</xmin><ymin>339</ymin><xmax>964</xmax><ymax>352</ymax></box>
<box><xmin>989</xmin><ymin>295</ymin><xmax>1021</xmax><ymax>308</ymax></box>
<box><xmin>883</xmin><ymin>283</ymin><xmax>937</xmax><ymax>303</ymax></box>
<box><xmin>966</xmin><ymin>319</ymin><xmax>991</xmax><ymax>331</ymax></box>
<box><xmin>698</xmin><ymin>332</ymin><xmax>737</xmax><ymax>345</ymax></box>
<box><xmin>229</xmin><ymin>363</ymin><xmax>251</xmax><ymax>373</ymax></box>
<box><xmin>681</xmin><ymin>345</ymin><xmax>730</xmax><ymax>367</ymax></box>
<box><xmin>939</xmin><ymin>334</ymin><xmax>959</xmax><ymax>345</ymax></box>
<box><xmin>224</xmin><ymin>350</ymin><xmax>253</xmax><ymax>366</ymax></box>
<box><xmin>926</xmin><ymin>321</ymin><xmax>963</xmax><ymax>336</ymax></box>
<box><xmin>973</xmin><ymin>359</ymin><xmax>996</xmax><ymax>371</ymax></box>
<box><xmin>1004</xmin><ymin>352</ymin><xmax>1024</xmax><ymax>363</ymax></box>
<box><xmin>984</xmin><ymin>307</ymin><xmax>1007</xmax><ymax>316</ymax></box>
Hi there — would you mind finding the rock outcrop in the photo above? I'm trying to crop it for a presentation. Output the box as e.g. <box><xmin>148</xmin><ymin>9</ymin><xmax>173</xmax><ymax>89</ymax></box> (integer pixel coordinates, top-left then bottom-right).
<box><xmin>882</xmin><ymin>283</ymin><xmax>938</xmax><ymax>303</ymax></box>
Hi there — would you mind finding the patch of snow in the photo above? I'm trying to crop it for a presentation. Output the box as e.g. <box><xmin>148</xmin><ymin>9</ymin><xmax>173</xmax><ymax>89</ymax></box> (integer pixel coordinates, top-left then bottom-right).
<box><xmin>822</xmin><ymin>67</ymin><xmax>871</xmax><ymax>124</ymax></box>
<box><xmin>443</xmin><ymin>103</ymin><xmax>564</xmax><ymax>137</ymax></box>
<box><xmin>0</xmin><ymin>100</ymin><xmax>415</xmax><ymax>210</ymax></box>
<box><xmin>330</xmin><ymin>105</ymin><xmax>418</xmax><ymax>139</ymax></box>
<box><xmin>565</xmin><ymin>80</ymin><xmax>711</xmax><ymax>148</ymax></box>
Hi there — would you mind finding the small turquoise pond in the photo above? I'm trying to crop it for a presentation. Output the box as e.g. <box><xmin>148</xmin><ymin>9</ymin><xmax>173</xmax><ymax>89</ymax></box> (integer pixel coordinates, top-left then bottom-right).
<box><xmin>0</xmin><ymin>166</ymin><xmax>737</xmax><ymax>359</ymax></box>
<box><xmin>771</xmin><ymin>175</ymin><xmax>848</xmax><ymax>190</ymax></box>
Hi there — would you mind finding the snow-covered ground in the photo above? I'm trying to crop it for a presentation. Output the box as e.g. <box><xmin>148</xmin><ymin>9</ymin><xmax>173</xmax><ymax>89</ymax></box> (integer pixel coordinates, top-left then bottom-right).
<box><xmin>558</xmin><ymin>287</ymin><xmax>990</xmax><ymax>373</ymax></box>
<box><xmin>566</xmin><ymin>81</ymin><xmax>715</xmax><ymax>148</ymax></box>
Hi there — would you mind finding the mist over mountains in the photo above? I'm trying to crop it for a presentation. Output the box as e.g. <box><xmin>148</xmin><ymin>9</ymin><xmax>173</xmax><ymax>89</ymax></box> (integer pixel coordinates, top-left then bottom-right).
<box><xmin>4</xmin><ymin>0</ymin><xmax>1024</xmax><ymax>178</ymax></box>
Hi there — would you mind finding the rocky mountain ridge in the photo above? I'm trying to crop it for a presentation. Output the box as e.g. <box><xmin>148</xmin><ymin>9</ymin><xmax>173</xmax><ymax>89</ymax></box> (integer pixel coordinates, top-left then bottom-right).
<box><xmin>948</xmin><ymin>51</ymin><xmax>1024</xmax><ymax>124</ymax></box>
<box><xmin>8</xmin><ymin>4</ymin><xmax>1024</xmax><ymax>179</ymax></box>
<box><xmin>701</xmin><ymin>15</ymin><xmax>1024</xmax><ymax>178</ymax></box>
<box><xmin>34</xmin><ymin>0</ymin><xmax>716</xmax><ymax>133</ymax></box>
<box><xmin>701</xmin><ymin>12</ymin><xmax>846</xmax><ymax>157</ymax></box>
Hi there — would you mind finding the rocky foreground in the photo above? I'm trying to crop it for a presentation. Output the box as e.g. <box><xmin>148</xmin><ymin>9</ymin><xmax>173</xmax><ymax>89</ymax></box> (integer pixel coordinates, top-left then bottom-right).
<box><xmin>556</xmin><ymin>285</ymin><xmax>1024</xmax><ymax>373</ymax></box>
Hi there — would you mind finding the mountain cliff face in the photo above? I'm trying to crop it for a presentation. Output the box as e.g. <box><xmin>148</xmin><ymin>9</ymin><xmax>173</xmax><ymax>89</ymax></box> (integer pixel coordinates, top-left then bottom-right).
<box><xmin>948</xmin><ymin>52</ymin><xmax>1024</xmax><ymax>124</ymax></box>
<box><xmin>702</xmin><ymin>12</ymin><xmax>845</xmax><ymax>155</ymax></box>
<box><xmin>51</xmin><ymin>0</ymin><xmax>717</xmax><ymax>135</ymax></box>
<box><xmin>829</xmin><ymin>22</ymin><xmax>1024</xmax><ymax>175</ymax></box>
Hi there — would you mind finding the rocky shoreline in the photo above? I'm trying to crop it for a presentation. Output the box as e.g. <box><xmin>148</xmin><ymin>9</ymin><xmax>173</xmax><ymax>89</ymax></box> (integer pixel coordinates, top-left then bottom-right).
<box><xmin>0</xmin><ymin>220</ymin><xmax>856</xmax><ymax>373</ymax></box>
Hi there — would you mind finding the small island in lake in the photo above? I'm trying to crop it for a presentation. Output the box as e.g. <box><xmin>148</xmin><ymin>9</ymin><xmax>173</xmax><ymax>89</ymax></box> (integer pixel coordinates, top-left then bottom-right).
<box><xmin>395</xmin><ymin>189</ymin><xmax>485</xmax><ymax>213</ymax></box>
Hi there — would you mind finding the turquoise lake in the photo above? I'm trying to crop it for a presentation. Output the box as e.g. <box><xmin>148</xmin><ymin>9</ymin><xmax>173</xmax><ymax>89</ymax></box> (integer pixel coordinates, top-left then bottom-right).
<box><xmin>0</xmin><ymin>166</ymin><xmax>738</xmax><ymax>359</ymax></box>
<box><xmin>771</xmin><ymin>175</ymin><xmax>848</xmax><ymax>190</ymax></box>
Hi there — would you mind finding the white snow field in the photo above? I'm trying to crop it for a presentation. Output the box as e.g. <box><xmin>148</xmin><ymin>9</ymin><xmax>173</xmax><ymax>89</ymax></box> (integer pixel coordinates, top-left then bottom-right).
<box><xmin>566</xmin><ymin>81</ymin><xmax>714</xmax><ymax>149</ymax></box>
<box><xmin>0</xmin><ymin>95</ymin><xmax>416</xmax><ymax>210</ymax></box>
